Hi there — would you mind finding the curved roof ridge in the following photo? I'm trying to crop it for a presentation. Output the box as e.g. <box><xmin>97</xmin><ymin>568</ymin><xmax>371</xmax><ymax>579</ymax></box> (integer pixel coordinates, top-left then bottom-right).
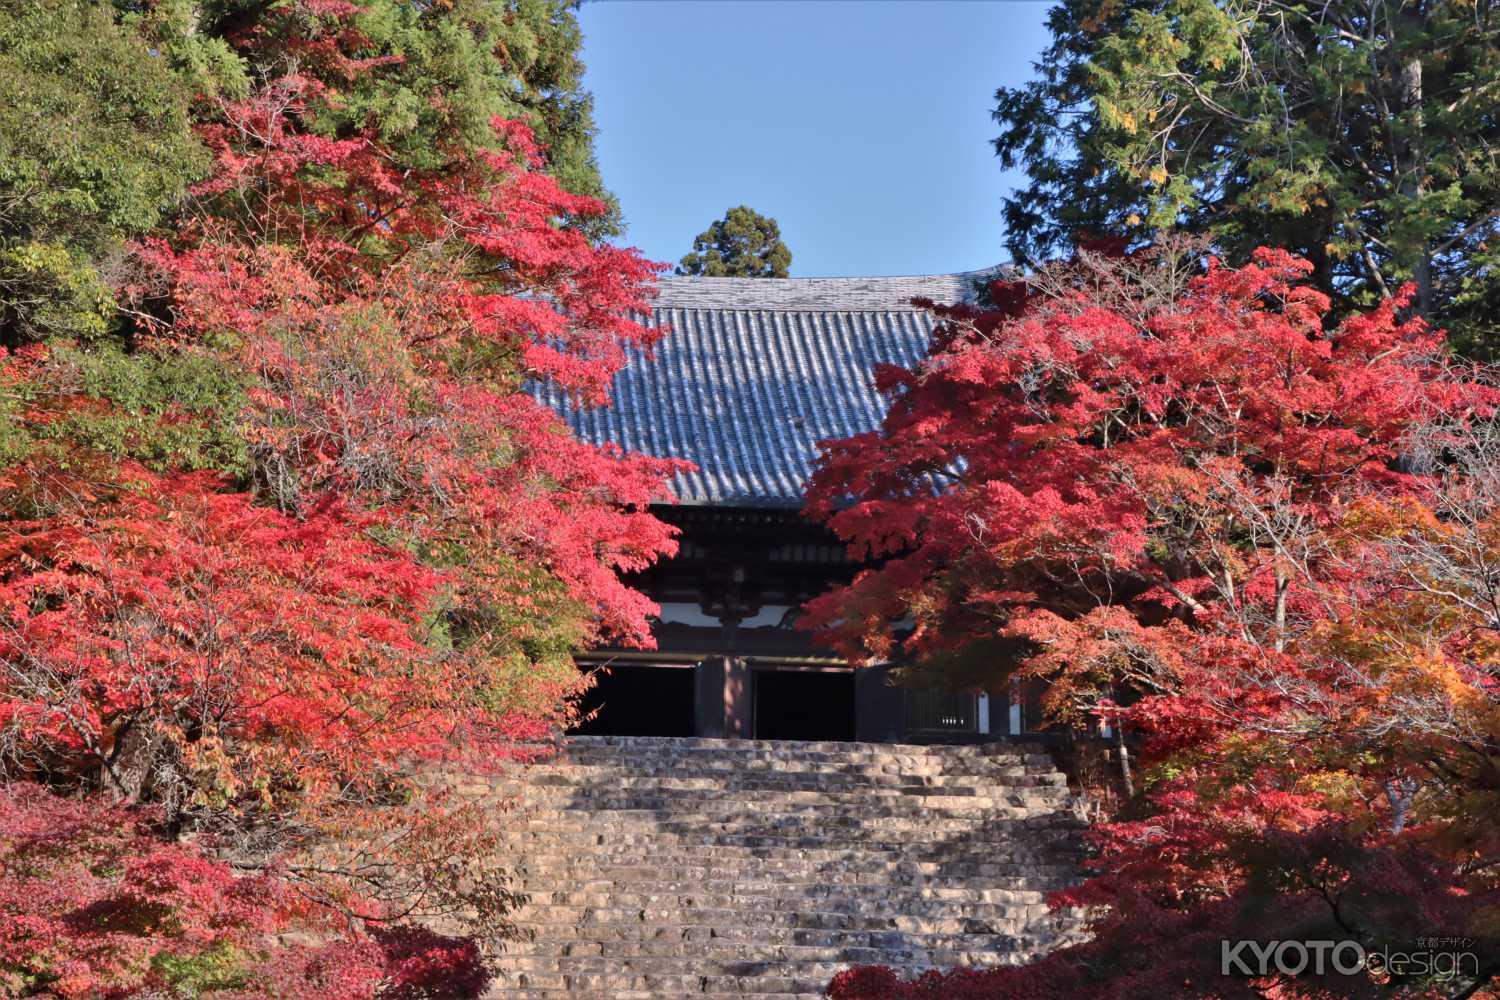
<box><xmin>651</xmin><ymin>267</ymin><xmax>1003</xmax><ymax>312</ymax></box>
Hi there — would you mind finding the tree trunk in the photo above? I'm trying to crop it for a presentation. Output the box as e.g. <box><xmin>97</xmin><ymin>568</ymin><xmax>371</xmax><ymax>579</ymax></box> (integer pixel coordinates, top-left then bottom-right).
<box><xmin>1397</xmin><ymin>13</ymin><xmax>1433</xmax><ymax>315</ymax></box>
<box><xmin>1115</xmin><ymin>721</ymin><xmax>1134</xmax><ymax>798</ymax></box>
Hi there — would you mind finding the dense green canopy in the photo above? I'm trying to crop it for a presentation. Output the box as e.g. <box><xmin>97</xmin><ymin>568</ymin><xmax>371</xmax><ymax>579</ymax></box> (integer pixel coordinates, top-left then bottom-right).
<box><xmin>0</xmin><ymin>0</ymin><xmax>209</xmax><ymax>345</ymax></box>
<box><xmin>0</xmin><ymin>0</ymin><xmax>617</xmax><ymax>351</ymax></box>
<box><xmin>677</xmin><ymin>206</ymin><xmax>793</xmax><ymax>278</ymax></box>
<box><xmin>993</xmin><ymin>0</ymin><xmax>1500</xmax><ymax>353</ymax></box>
<box><xmin>221</xmin><ymin>0</ymin><xmax>620</xmax><ymax>234</ymax></box>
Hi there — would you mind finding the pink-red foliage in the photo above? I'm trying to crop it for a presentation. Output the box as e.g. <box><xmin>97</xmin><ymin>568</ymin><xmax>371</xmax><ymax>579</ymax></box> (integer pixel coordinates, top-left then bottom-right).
<box><xmin>3</xmin><ymin>3</ymin><xmax>682</xmax><ymax>808</ymax></box>
<box><xmin>130</xmin><ymin>63</ymin><xmax>683</xmax><ymax>656</ymax></box>
<box><xmin>806</xmin><ymin>246</ymin><xmax>1463</xmax><ymax>671</ymax></box>
<box><xmin>0</xmin><ymin>469</ymin><xmax>457</xmax><ymax>805</ymax></box>
<box><xmin>0</xmin><ymin>781</ymin><xmax>493</xmax><ymax>998</ymax></box>
<box><xmin>2</xmin><ymin>3</ymin><xmax>687</xmax><ymax>995</ymax></box>
<box><xmin>809</xmin><ymin>243</ymin><xmax>1500</xmax><ymax>997</ymax></box>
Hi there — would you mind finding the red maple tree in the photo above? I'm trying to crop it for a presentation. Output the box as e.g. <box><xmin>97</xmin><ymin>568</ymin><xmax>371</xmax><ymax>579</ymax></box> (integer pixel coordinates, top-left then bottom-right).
<box><xmin>1</xmin><ymin>2</ymin><xmax>682</xmax><ymax>994</ymax></box>
<box><xmin>811</xmin><ymin>241</ymin><xmax>1500</xmax><ymax>998</ymax></box>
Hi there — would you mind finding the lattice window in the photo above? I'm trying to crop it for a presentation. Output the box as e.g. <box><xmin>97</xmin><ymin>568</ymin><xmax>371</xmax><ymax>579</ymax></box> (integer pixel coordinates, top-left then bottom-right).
<box><xmin>906</xmin><ymin>690</ymin><xmax>978</xmax><ymax>732</ymax></box>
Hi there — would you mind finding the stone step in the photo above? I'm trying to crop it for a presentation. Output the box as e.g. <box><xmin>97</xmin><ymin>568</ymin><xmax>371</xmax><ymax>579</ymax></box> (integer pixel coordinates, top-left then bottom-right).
<box><xmin>516</xmin><ymin>869</ymin><xmax>1080</xmax><ymax>893</ymax></box>
<box><xmin>498</xmin><ymin>949</ymin><xmax>1028</xmax><ymax>971</ymax></box>
<box><xmin>487</xmin><ymin>763</ymin><xmax>1055</xmax><ymax>777</ymax></box>
<box><xmin>509</xmin><ymin>900</ymin><xmax>1056</xmax><ymax>926</ymax></box>
<box><xmin>503</xmin><ymin>798</ymin><xmax>1067</xmax><ymax>818</ymax></box>
<box><xmin>512</xmin><ymin>864</ymin><xmax>1078</xmax><ymax>890</ymax></box>
<box><xmin>495</xmin><ymin>951</ymin><xmax>1022</xmax><ymax>978</ymax></box>
<box><xmin>501</xmin><ymin>840</ymin><xmax>1077</xmax><ymax>859</ymax></box>
<box><xmin>510</xmin><ymin>779</ymin><xmax>1074</xmax><ymax>791</ymax></box>
<box><xmin>514</xmin><ymin>885</ymin><xmax>1052</xmax><ymax>906</ymax></box>
<box><xmin>494</xmin><ymin>829</ymin><xmax>1085</xmax><ymax>853</ymax></box>
<box><xmin>498</xmin><ymin>806</ymin><xmax>1085</xmax><ymax>826</ymax></box>
<box><xmin>488</xmin><ymin>995</ymin><xmax>818</xmax><ymax>1000</ymax></box>
<box><xmin>505</xmin><ymin>802</ymin><xmax>1080</xmax><ymax>818</ymax></box>
<box><xmin>507</xmin><ymin>751</ymin><xmax>1053</xmax><ymax>766</ymax></box>
<box><xmin>494</xmin><ymin>796</ymin><xmax>1067</xmax><ymax>817</ymax></box>
<box><xmin>508</xmin><ymin>850</ymin><xmax>1082</xmax><ymax>877</ymax></box>
<box><xmin>504</xmin><ymin>935</ymin><xmax>1080</xmax><ymax>965</ymax></box>
<box><xmin>501</xmin><ymin>838</ymin><xmax>1083</xmax><ymax>872</ymax></box>
<box><xmin>499</xmin><ymin>938</ymin><xmax>1031</xmax><ymax>961</ymax></box>
<box><xmin>518</xmin><ymin>868</ymin><xmax>1060</xmax><ymax>890</ymax></box>
<box><xmin>511</xmin><ymin>858</ymin><xmax>1081</xmax><ymax>879</ymax></box>
<box><xmin>507</xmin><ymin>853</ymin><xmax>1080</xmax><ymax>876</ymax></box>
<box><xmin>490</xmin><ymin>973</ymin><xmax>832</xmax><ymax>994</ymax></box>
<box><xmin>497</xmin><ymin>814</ymin><xmax>1076</xmax><ymax>835</ymax></box>
<box><xmin>476</xmin><ymin>736</ymin><xmax>1087</xmax><ymax>998</ymax></box>
<box><xmin>496</xmin><ymin>926</ymin><xmax>1076</xmax><ymax>953</ymax></box>
<box><xmin>509</xmin><ymin>759</ymin><xmax>1059</xmax><ymax>780</ymax></box>
<box><xmin>507</xmin><ymin>839</ymin><xmax>1079</xmax><ymax>861</ymax></box>
<box><xmin>481</xmin><ymin>772</ymin><xmax>1062</xmax><ymax>796</ymax></box>
<box><xmin>557</xmin><ymin>734</ymin><xmax>1052</xmax><ymax>755</ymax></box>
<box><xmin>499</xmin><ymin>823</ymin><xmax>1083</xmax><ymax>841</ymax></box>
<box><xmin>490</xmin><ymin>974</ymin><xmax>837</xmax><ymax>996</ymax></box>
<box><xmin>518</xmin><ymin>749</ymin><xmax>1058</xmax><ymax>766</ymax></box>
<box><xmin>486</xmin><ymin>993</ymin><xmax>821</xmax><ymax>1000</ymax></box>
<box><xmin>508</xmin><ymin>842</ymin><xmax>1080</xmax><ymax>862</ymax></box>
<box><xmin>517</xmin><ymin>755</ymin><xmax>1062</xmax><ymax>773</ymax></box>
<box><xmin>512</xmin><ymin>802</ymin><xmax>1039</xmax><ymax>823</ymax></box>
<box><xmin>494</xmin><ymin>774</ymin><xmax>1068</xmax><ymax>794</ymax></box>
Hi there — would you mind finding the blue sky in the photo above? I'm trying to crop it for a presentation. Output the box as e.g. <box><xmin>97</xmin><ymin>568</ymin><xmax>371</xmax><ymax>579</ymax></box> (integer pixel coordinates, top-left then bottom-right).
<box><xmin>578</xmin><ymin>1</ymin><xmax>1053</xmax><ymax>278</ymax></box>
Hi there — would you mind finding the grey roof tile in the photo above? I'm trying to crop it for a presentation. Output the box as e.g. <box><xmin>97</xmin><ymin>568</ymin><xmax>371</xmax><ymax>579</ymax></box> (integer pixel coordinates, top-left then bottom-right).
<box><xmin>533</xmin><ymin>272</ymin><xmax>987</xmax><ymax>506</ymax></box>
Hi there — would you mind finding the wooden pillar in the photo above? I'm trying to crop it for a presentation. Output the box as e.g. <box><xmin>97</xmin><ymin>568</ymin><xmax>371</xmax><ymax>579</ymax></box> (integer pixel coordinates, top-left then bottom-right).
<box><xmin>724</xmin><ymin>657</ymin><xmax>752</xmax><ymax>738</ymax></box>
<box><xmin>696</xmin><ymin>635</ymin><xmax>753</xmax><ymax>740</ymax></box>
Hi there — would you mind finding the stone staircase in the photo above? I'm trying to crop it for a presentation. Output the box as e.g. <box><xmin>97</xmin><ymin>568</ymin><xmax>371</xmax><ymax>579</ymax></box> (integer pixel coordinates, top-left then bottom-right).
<box><xmin>481</xmin><ymin>735</ymin><xmax>1088</xmax><ymax>999</ymax></box>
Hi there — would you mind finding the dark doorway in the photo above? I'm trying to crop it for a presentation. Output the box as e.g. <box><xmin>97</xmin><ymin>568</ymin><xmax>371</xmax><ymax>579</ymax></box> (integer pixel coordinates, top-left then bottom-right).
<box><xmin>572</xmin><ymin>665</ymin><xmax>696</xmax><ymax>737</ymax></box>
<box><xmin>753</xmin><ymin>669</ymin><xmax>856</xmax><ymax>741</ymax></box>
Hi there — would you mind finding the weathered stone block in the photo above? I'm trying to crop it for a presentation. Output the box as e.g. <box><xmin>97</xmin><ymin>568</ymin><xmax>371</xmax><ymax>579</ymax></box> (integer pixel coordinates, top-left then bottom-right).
<box><xmin>483</xmin><ymin>736</ymin><xmax>1087</xmax><ymax>999</ymax></box>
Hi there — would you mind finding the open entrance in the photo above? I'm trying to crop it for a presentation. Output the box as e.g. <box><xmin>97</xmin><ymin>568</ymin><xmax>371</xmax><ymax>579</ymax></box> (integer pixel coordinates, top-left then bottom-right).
<box><xmin>572</xmin><ymin>664</ymin><xmax>696</xmax><ymax>737</ymax></box>
<box><xmin>753</xmin><ymin>668</ymin><xmax>855</xmax><ymax>742</ymax></box>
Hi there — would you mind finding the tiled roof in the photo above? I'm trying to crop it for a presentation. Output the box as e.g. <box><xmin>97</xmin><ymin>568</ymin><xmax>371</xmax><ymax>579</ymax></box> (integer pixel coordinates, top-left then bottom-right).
<box><xmin>533</xmin><ymin>271</ymin><xmax>987</xmax><ymax>506</ymax></box>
